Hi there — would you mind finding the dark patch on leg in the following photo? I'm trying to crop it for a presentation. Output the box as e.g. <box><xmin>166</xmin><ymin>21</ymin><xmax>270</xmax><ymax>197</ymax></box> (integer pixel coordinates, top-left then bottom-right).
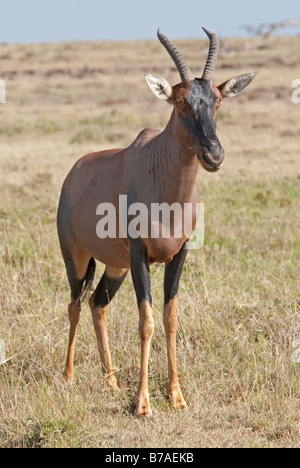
<box><xmin>66</xmin><ymin>260</ymin><xmax>85</xmax><ymax>301</ymax></box>
<box><xmin>130</xmin><ymin>238</ymin><xmax>152</xmax><ymax>307</ymax></box>
<box><xmin>91</xmin><ymin>269</ymin><xmax>128</xmax><ymax>308</ymax></box>
<box><xmin>67</xmin><ymin>257</ymin><xmax>96</xmax><ymax>302</ymax></box>
<box><xmin>164</xmin><ymin>242</ymin><xmax>188</xmax><ymax>306</ymax></box>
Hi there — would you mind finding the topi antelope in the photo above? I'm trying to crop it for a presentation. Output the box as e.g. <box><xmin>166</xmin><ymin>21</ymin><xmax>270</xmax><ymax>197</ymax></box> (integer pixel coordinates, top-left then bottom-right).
<box><xmin>57</xmin><ymin>28</ymin><xmax>255</xmax><ymax>417</ymax></box>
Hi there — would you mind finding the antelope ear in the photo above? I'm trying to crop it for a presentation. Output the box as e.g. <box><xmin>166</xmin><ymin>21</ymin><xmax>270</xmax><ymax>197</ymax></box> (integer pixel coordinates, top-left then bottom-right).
<box><xmin>218</xmin><ymin>72</ymin><xmax>256</xmax><ymax>98</ymax></box>
<box><xmin>145</xmin><ymin>74</ymin><xmax>173</xmax><ymax>101</ymax></box>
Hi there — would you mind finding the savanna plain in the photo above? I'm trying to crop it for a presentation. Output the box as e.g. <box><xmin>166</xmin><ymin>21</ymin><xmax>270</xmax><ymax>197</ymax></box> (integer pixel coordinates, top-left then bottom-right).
<box><xmin>0</xmin><ymin>34</ymin><xmax>299</xmax><ymax>448</ymax></box>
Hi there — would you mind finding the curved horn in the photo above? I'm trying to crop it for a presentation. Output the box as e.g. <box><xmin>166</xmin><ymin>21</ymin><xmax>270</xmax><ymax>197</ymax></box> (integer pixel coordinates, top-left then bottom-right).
<box><xmin>202</xmin><ymin>28</ymin><xmax>219</xmax><ymax>81</ymax></box>
<box><xmin>157</xmin><ymin>29</ymin><xmax>194</xmax><ymax>82</ymax></box>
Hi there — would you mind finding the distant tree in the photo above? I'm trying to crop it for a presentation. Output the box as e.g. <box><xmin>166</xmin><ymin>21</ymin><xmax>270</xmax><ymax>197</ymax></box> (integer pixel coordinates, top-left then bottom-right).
<box><xmin>242</xmin><ymin>19</ymin><xmax>300</xmax><ymax>40</ymax></box>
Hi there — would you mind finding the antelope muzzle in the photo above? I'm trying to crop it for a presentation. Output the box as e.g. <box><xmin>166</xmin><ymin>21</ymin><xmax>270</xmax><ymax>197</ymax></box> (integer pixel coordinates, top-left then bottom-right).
<box><xmin>197</xmin><ymin>141</ymin><xmax>225</xmax><ymax>172</ymax></box>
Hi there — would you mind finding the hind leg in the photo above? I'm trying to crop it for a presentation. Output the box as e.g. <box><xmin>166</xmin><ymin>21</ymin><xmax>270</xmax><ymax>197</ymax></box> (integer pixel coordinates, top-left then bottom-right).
<box><xmin>57</xmin><ymin>188</ymin><xmax>94</xmax><ymax>383</ymax></box>
<box><xmin>63</xmin><ymin>251</ymin><xmax>93</xmax><ymax>384</ymax></box>
<box><xmin>89</xmin><ymin>266</ymin><xmax>128</xmax><ymax>390</ymax></box>
<box><xmin>65</xmin><ymin>296</ymin><xmax>81</xmax><ymax>383</ymax></box>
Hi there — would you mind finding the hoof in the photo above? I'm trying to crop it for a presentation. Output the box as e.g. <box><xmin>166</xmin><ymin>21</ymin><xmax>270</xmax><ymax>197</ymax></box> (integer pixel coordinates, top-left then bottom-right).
<box><xmin>134</xmin><ymin>407</ymin><xmax>153</xmax><ymax>418</ymax></box>
<box><xmin>63</xmin><ymin>369</ymin><xmax>74</xmax><ymax>385</ymax></box>
<box><xmin>134</xmin><ymin>394</ymin><xmax>153</xmax><ymax>418</ymax></box>
<box><xmin>106</xmin><ymin>374</ymin><xmax>120</xmax><ymax>392</ymax></box>
<box><xmin>169</xmin><ymin>388</ymin><xmax>187</xmax><ymax>410</ymax></box>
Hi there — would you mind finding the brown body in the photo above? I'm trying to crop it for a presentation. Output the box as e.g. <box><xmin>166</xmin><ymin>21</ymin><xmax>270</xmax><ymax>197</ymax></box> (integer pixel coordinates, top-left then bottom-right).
<box><xmin>60</xmin><ymin>109</ymin><xmax>199</xmax><ymax>270</ymax></box>
<box><xmin>57</xmin><ymin>29</ymin><xmax>255</xmax><ymax>417</ymax></box>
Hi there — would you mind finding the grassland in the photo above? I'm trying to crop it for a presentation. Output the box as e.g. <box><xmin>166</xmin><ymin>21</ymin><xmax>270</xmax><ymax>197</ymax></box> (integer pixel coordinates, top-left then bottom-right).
<box><xmin>0</xmin><ymin>35</ymin><xmax>299</xmax><ymax>448</ymax></box>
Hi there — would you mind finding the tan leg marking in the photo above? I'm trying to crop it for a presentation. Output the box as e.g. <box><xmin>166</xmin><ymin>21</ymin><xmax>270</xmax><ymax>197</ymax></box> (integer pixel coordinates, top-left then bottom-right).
<box><xmin>135</xmin><ymin>299</ymin><xmax>154</xmax><ymax>417</ymax></box>
<box><xmin>163</xmin><ymin>295</ymin><xmax>187</xmax><ymax>410</ymax></box>
<box><xmin>64</xmin><ymin>299</ymin><xmax>81</xmax><ymax>384</ymax></box>
<box><xmin>89</xmin><ymin>266</ymin><xmax>128</xmax><ymax>391</ymax></box>
<box><xmin>89</xmin><ymin>298</ymin><xmax>119</xmax><ymax>391</ymax></box>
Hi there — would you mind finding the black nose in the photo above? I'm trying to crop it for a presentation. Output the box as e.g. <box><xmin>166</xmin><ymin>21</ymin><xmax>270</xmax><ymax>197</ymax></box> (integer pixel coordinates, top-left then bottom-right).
<box><xmin>202</xmin><ymin>148</ymin><xmax>225</xmax><ymax>169</ymax></box>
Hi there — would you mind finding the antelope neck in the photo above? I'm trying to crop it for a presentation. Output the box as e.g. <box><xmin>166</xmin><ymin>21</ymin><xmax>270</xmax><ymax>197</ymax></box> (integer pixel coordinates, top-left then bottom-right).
<box><xmin>148</xmin><ymin>108</ymin><xmax>199</xmax><ymax>205</ymax></box>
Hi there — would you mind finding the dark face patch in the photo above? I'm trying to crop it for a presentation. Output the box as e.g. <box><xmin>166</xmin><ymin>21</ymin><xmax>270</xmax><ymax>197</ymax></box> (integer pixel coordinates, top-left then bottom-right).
<box><xmin>174</xmin><ymin>79</ymin><xmax>225</xmax><ymax>172</ymax></box>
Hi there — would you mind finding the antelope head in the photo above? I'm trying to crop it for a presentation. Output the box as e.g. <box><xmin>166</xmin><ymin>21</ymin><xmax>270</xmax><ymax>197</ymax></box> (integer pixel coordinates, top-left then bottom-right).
<box><xmin>146</xmin><ymin>29</ymin><xmax>256</xmax><ymax>172</ymax></box>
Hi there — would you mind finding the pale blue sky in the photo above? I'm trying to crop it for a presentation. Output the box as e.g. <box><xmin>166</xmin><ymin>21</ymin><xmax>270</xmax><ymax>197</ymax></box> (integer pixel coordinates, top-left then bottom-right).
<box><xmin>0</xmin><ymin>0</ymin><xmax>299</xmax><ymax>43</ymax></box>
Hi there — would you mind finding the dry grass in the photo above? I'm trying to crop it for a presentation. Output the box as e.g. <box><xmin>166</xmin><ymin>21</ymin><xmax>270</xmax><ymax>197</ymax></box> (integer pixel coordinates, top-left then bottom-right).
<box><xmin>0</xmin><ymin>35</ymin><xmax>299</xmax><ymax>448</ymax></box>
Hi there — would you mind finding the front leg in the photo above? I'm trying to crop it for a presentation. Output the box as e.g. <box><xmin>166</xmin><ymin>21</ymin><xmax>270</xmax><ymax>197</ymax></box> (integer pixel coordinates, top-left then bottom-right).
<box><xmin>130</xmin><ymin>238</ymin><xmax>154</xmax><ymax>418</ymax></box>
<box><xmin>164</xmin><ymin>242</ymin><xmax>188</xmax><ymax>410</ymax></box>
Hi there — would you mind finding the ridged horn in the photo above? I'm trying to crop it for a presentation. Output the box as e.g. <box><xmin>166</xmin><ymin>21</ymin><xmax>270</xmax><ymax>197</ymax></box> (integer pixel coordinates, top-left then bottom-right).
<box><xmin>202</xmin><ymin>28</ymin><xmax>219</xmax><ymax>81</ymax></box>
<box><xmin>157</xmin><ymin>29</ymin><xmax>194</xmax><ymax>82</ymax></box>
